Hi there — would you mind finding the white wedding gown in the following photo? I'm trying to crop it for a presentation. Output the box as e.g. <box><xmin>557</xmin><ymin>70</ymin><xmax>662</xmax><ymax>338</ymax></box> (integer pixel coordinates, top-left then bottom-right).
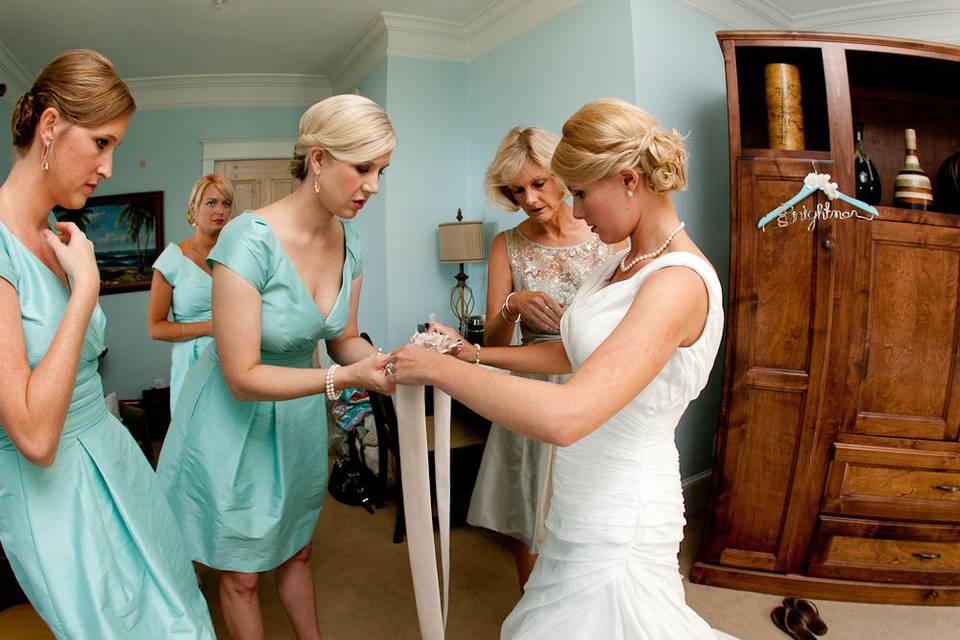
<box><xmin>501</xmin><ymin>251</ymin><xmax>736</xmax><ymax>640</ymax></box>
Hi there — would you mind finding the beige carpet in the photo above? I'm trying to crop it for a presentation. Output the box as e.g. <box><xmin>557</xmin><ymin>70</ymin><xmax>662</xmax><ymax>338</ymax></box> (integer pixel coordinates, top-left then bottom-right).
<box><xmin>198</xmin><ymin>497</ymin><xmax>960</xmax><ymax>639</ymax></box>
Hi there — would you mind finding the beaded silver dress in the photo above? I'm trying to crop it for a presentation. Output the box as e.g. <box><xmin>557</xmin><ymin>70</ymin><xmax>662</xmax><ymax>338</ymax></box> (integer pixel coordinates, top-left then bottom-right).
<box><xmin>467</xmin><ymin>226</ymin><xmax>613</xmax><ymax>552</ymax></box>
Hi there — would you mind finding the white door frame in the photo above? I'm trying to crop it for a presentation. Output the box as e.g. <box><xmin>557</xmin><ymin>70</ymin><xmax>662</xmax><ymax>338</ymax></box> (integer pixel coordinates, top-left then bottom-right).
<box><xmin>201</xmin><ymin>138</ymin><xmax>296</xmax><ymax>175</ymax></box>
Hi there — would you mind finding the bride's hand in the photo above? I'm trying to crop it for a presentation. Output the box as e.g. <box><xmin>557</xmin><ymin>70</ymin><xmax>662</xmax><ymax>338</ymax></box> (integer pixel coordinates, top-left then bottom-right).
<box><xmin>388</xmin><ymin>345</ymin><xmax>446</xmax><ymax>386</ymax></box>
<box><xmin>426</xmin><ymin>322</ymin><xmax>473</xmax><ymax>362</ymax></box>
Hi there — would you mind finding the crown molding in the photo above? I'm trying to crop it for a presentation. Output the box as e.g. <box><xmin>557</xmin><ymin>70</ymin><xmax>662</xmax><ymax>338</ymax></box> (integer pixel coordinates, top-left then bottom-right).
<box><xmin>464</xmin><ymin>0</ymin><xmax>587</xmax><ymax>58</ymax></box>
<box><xmin>0</xmin><ymin>39</ymin><xmax>32</xmax><ymax>102</ymax></box>
<box><xmin>330</xmin><ymin>15</ymin><xmax>390</xmax><ymax>93</ymax></box>
<box><xmin>676</xmin><ymin>0</ymin><xmax>960</xmax><ymax>43</ymax></box>
<box><xmin>791</xmin><ymin>0</ymin><xmax>960</xmax><ymax>29</ymax></box>
<box><xmin>331</xmin><ymin>0</ymin><xmax>589</xmax><ymax>91</ymax></box>
<box><xmin>671</xmin><ymin>0</ymin><xmax>787</xmax><ymax>29</ymax></box>
<box><xmin>127</xmin><ymin>74</ymin><xmax>330</xmax><ymax>110</ymax></box>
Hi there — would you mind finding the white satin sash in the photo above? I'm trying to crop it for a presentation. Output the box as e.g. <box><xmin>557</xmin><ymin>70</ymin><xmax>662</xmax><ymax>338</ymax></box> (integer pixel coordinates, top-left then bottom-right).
<box><xmin>395</xmin><ymin>384</ymin><xmax>451</xmax><ymax>639</ymax></box>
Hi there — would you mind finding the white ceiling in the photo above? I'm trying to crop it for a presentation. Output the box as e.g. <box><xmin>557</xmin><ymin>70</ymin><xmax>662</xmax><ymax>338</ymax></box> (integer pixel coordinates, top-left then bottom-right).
<box><xmin>0</xmin><ymin>0</ymin><xmax>494</xmax><ymax>79</ymax></box>
<box><xmin>1</xmin><ymin>0</ymin><xmax>957</xmax><ymax>104</ymax></box>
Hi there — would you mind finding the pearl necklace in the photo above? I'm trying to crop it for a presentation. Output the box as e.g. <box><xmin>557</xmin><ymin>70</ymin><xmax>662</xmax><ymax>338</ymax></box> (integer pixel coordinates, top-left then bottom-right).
<box><xmin>619</xmin><ymin>221</ymin><xmax>686</xmax><ymax>273</ymax></box>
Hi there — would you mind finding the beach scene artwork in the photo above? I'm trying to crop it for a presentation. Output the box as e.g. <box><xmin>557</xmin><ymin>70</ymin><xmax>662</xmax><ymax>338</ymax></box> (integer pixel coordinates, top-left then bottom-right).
<box><xmin>54</xmin><ymin>191</ymin><xmax>164</xmax><ymax>293</ymax></box>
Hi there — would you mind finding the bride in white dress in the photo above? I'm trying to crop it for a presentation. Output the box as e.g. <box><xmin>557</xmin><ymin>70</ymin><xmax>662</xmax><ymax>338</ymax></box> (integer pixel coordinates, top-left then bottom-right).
<box><xmin>389</xmin><ymin>98</ymin><xmax>736</xmax><ymax>639</ymax></box>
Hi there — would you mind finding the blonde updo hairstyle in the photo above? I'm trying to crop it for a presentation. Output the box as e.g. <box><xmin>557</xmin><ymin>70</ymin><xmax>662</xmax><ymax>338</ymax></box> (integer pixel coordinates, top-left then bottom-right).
<box><xmin>11</xmin><ymin>49</ymin><xmax>135</xmax><ymax>154</ymax></box>
<box><xmin>186</xmin><ymin>174</ymin><xmax>235</xmax><ymax>224</ymax></box>
<box><xmin>290</xmin><ymin>94</ymin><xmax>397</xmax><ymax>181</ymax></box>
<box><xmin>484</xmin><ymin>126</ymin><xmax>568</xmax><ymax>211</ymax></box>
<box><xmin>551</xmin><ymin>98</ymin><xmax>687</xmax><ymax>194</ymax></box>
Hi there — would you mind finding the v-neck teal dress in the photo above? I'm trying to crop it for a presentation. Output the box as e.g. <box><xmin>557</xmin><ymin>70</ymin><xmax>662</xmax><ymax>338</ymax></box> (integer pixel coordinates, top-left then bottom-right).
<box><xmin>152</xmin><ymin>243</ymin><xmax>213</xmax><ymax>413</ymax></box>
<box><xmin>0</xmin><ymin>221</ymin><xmax>215</xmax><ymax>638</ymax></box>
<box><xmin>157</xmin><ymin>211</ymin><xmax>361</xmax><ymax>572</ymax></box>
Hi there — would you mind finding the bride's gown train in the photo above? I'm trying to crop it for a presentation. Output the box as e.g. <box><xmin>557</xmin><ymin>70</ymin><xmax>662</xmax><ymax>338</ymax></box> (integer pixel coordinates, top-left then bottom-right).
<box><xmin>501</xmin><ymin>251</ymin><xmax>736</xmax><ymax>640</ymax></box>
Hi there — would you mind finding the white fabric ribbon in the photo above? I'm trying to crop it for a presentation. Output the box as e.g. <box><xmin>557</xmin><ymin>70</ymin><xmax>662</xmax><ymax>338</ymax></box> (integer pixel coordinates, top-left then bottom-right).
<box><xmin>395</xmin><ymin>385</ymin><xmax>451</xmax><ymax>639</ymax></box>
<box><xmin>394</xmin><ymin>331</ymin><xmax>458</xmax><ymax>639</ymax></box>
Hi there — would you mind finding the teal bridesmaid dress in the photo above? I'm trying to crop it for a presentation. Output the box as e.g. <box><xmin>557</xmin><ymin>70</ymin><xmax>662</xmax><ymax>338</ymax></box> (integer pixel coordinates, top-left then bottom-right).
<box><xmin>0</xmin><ymin>221</ymin><xmax>215</xmax><ymax>639</ymax></box>
<box><xmin>152</xmin><ymin>243</ymin><xmax>213</xmax><ymax>412</ymax></box>
<box><xmin>157</xmin><ymin>211</ymin><xmax>361</xmax><ymax>572</ymax></box>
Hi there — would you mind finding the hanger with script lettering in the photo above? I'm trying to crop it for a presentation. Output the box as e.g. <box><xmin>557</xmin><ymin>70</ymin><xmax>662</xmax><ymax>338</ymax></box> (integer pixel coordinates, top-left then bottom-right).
<box><xmin>757</xmin><ymin>165</ymin><xmax>880</xmax><ymax>229</ymax></box>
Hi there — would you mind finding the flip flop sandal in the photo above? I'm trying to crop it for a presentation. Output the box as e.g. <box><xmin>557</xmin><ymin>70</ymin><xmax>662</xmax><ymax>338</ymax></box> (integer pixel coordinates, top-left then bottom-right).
<box><xmin>771</xmin><ymin>605</ymin><xmax>817</xmax><ymax>640</ymax></box>
<box><xmin>784</xmin><ymin>597</ymin><xmax>828</xmax><ymax>635</ymax></box>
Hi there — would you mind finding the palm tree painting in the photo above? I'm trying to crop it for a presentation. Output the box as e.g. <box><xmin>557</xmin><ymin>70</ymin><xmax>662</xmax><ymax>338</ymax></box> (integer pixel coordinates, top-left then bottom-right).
<box><xmin>52</xmin><ymin>206</ymin><xmax>94</xmax><ymax>232</ymax></box>
<box><xmin>118</xmin><ymin>203</ymin><xmax>156</xmax><ymax>273</ymax></box>
<box><xmin>54</xmin><ymin>191</ymin><xmax>164</xmax><ymax>293</ymax></box>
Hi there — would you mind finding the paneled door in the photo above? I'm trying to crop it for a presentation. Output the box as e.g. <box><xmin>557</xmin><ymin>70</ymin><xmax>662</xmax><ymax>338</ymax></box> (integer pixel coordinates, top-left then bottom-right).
<box><xmin>214</xmin><ymin>158</ymin><xmax>299</xmax><ymax>212</ymax></box>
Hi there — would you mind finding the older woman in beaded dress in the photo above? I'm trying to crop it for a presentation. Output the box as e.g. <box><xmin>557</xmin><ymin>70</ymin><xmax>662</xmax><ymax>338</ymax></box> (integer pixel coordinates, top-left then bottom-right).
<box><xmin>467</xmin><ymin>127</ymin><xmax>619</xmax><ymax>590</ymax></box>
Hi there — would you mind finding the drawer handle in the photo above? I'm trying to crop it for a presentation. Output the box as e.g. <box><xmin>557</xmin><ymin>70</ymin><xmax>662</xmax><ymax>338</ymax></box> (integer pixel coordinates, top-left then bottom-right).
<box><xmin>933</xmin><ymin>484</ymin><xmax>960</xmax><ymax>493</ymax></box>
<box><xmin>912</xmin><ymin>552</ymin><xmax>942</xmax><ymax>560</ymax></box>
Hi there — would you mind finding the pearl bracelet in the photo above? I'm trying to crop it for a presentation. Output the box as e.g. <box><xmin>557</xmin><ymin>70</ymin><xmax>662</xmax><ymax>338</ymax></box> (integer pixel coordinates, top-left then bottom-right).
<box><xmin>325</xmin><ymin>364</ymin><xmax>340</xmax><ymax>401</ymax></box>
<box><xmin>474</xmin><ymin>344</ymin><xmax>481</xmax><ymax>366</ymax></box>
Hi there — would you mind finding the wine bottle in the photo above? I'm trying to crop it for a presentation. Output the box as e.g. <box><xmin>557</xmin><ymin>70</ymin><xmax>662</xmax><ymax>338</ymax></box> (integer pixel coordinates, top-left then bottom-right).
<box><xmin>894</xmin><ymin>128</ymin><xmax>934</xmax><ymax>211</ymax></box>
<box><xmin>853</xmin><ymin>123</ymin><xmax>881</xmax><ymax>205</ymax></box>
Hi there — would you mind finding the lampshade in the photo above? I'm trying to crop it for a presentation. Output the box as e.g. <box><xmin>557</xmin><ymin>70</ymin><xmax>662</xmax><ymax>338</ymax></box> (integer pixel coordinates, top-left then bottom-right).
<box><xmin>438</xmin><ymin>220</ymin><xmax>484</xmax><ymax>263</ymax></box>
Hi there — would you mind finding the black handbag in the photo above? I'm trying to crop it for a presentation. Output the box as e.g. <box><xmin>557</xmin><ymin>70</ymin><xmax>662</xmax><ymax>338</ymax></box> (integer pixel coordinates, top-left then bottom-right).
<box><xmin>328</xmin><ymin>429</ymin><xmax>377</xmax><ymax>514</ymax></box>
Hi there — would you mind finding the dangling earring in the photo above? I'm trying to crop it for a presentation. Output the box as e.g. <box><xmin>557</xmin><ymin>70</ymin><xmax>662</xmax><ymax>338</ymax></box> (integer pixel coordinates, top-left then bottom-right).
<box><xmin>626</xmin><ymin>190</ymin><xmax>633</xmax><ymax>198</ymax></box>
<box><xmin>313</xmin><ymin>172</ymin><xmax>320</xmax><ymax>194</ymax></box>
<box><xmin>41</xmin><ymin>143</ymin><xmax>50</xmax><ymax>171</ymax></box>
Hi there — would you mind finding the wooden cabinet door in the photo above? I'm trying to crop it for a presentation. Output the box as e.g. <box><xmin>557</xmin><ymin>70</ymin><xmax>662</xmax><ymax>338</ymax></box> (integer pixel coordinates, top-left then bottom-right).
<box><xmin>703</xmin><ymin>158</ymin><xmax>837</xmax><ymax>572</ymax></box>
<box><xmin>840</xmin><ymin>221</ymin><xmax>960</xmax><ymax>442</ymax></box>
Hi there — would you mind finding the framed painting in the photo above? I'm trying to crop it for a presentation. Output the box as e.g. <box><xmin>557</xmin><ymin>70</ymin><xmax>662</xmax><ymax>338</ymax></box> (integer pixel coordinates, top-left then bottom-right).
<box><xmin>54</xmin><ymin>191</ymin><xmax>164</xmax><ymax>294</ymax></box>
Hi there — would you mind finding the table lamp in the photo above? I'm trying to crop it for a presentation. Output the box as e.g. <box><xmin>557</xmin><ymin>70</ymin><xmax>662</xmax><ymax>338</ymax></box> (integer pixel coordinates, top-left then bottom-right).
<box><xmin>438</xmin><ymin>209</ymin><xmax>484</xmax><ymax>333</ymax></box>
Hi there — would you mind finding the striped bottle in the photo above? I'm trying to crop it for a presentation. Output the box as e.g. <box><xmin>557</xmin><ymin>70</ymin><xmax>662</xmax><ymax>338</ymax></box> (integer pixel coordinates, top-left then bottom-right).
<box><xmin>894</xmin><ymin>128</ymin><xmax>934</xmax><ymax>211</ymax></box>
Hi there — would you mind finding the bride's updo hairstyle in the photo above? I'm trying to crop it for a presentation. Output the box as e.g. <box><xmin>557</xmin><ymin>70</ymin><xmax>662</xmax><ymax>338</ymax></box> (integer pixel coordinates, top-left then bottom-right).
<box><xmin>11</xmin><ymin>49</ymin><xmax>135</xmax><ymax>154</ymax></box>
<box><xmin>289</xmin><ymin>94</ymin><xmax>397</xmax><ymax>180</ymax></box>
<box><xmin>551</xmin><ymin>98</ymin><xmax>687</xmax><ymax>194</ymax></box>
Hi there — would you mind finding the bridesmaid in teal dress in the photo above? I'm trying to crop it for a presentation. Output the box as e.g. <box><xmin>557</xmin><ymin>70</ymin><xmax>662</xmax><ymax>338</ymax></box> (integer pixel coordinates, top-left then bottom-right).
<box><xmin>157</xmin><ymin>94</ymin><xmax>397</xmax><ymax>640</ymax></box>
<box><xmin>148</xmin><ymin>173</ymin><xmax>235</xmax><ymax>412</ymax></box>
<box><xmin>0</xmin><ymin>50</ymin><xmax>214</xmax><ymax>638</ymax></box>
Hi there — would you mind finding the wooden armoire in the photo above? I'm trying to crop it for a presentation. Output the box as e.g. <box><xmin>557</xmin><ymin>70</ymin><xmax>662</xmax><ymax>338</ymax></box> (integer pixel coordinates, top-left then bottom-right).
<box><xmin>690</xmin><ymin>31</ymin><xmax>960</xmax><ymax>605</ymax></box>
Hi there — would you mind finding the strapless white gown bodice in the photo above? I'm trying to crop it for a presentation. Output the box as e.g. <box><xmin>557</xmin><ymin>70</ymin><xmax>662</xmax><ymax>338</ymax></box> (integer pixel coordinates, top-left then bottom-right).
<box><xmin>501</xmin><ymin>251</ymin><xmax>736</xmax><ymax>640</ymax></box>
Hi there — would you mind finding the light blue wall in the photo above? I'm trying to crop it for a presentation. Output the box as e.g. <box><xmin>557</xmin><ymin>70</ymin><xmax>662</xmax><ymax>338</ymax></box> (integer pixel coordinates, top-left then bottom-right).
<box><xmin>354</xmin><ymin>59</ymin><xmax>390</xmax><ymax>347</ymax></box>
<box><xmin>381</xmin><ymin>56</ymin><xmax>469</xmax><ymax>347</ymax></box>
<box><xmin>466</xmin><ymin>0</ymin><xmax>639</xmax><ymax>309</ymax></box>
<box><xmin>96</xmin><ymin>105</ymin><xmax>307</xmax><ymax>398</ymax></box>
<box><xmin>629</xmin><ymin>0</ymin><xmax>729</xmax><ymax>477</ymax></box>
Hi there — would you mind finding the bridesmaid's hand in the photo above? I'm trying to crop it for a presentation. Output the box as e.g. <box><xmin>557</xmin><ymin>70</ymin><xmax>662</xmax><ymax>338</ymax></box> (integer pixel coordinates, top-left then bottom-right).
<box><xmin>507</xmin><ymin>290</ymin><xmax>563</xmax><ymax>334</ymax></box>
<box><xmin>43</xmin><ymin>222</ymin><xmax>100</xmax><ymax>297</ymax></box>
<box><xmin>344</xmin><ymin>350</ymin><xmax>395</xmax><ymax>396</ymax></box>
<box><xmin>388</xmin><ymin>344</ymin><xmax>446</xmax><ymax>386</ymax></box>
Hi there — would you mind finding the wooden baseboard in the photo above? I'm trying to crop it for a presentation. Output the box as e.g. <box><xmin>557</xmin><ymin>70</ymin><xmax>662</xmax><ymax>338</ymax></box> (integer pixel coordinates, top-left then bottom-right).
<box><xmin>691</xmin><ymin>561</ymin><xmax>960</xmax><ymax>606</ymax></box>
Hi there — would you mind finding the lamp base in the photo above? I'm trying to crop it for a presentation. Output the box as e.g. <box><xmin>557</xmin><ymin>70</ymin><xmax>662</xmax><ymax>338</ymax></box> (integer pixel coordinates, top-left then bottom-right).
<box><xmin>450</xmin><ymin>263</ymin><xmax>474</xmax><ymax>334</ymax></box>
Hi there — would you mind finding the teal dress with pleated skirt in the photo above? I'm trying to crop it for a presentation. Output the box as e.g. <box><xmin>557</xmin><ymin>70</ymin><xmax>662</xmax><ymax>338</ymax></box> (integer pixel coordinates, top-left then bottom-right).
<box><xmin>0</xmin><ymin>221</ymin><xmax>215</xmax><ymax>638</ymax></box>
<box><xmin>157</xmin><ymin>211</ymin><xmax>361</xmax><ymax>572</ymax></box>
<box><xmin>152</xmin><ymin>243</ymin><xmax>213</xmax><ymax>413</ymax></box>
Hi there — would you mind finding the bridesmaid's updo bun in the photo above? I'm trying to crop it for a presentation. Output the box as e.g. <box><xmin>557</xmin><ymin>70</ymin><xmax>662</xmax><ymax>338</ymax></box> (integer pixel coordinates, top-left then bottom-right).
<box><xmin>289</xmin><ymin>94</ymin><xmax>397</xmax><ymax>181</ymax></box>
<box><xmin>10</xmin><ymin>49</ymin><xmax>135</xmax><ymax>153</ymax></box>
<box><xmin>551</xmin><ymin>98</ymin><xmax>687</xmax><ymax>194</ymax></box>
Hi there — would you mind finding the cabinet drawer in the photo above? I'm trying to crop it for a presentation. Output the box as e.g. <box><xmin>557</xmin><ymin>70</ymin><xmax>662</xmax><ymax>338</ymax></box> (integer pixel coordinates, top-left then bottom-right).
<box><xmin>823</xmin><ymin>441</ymin><xmax>960</xmax><ymax>523</ymax></box>
<box><xmin>809</xmin><ymin>516</ymin><xmax>960</xmax><ymax>585</ymax></box>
